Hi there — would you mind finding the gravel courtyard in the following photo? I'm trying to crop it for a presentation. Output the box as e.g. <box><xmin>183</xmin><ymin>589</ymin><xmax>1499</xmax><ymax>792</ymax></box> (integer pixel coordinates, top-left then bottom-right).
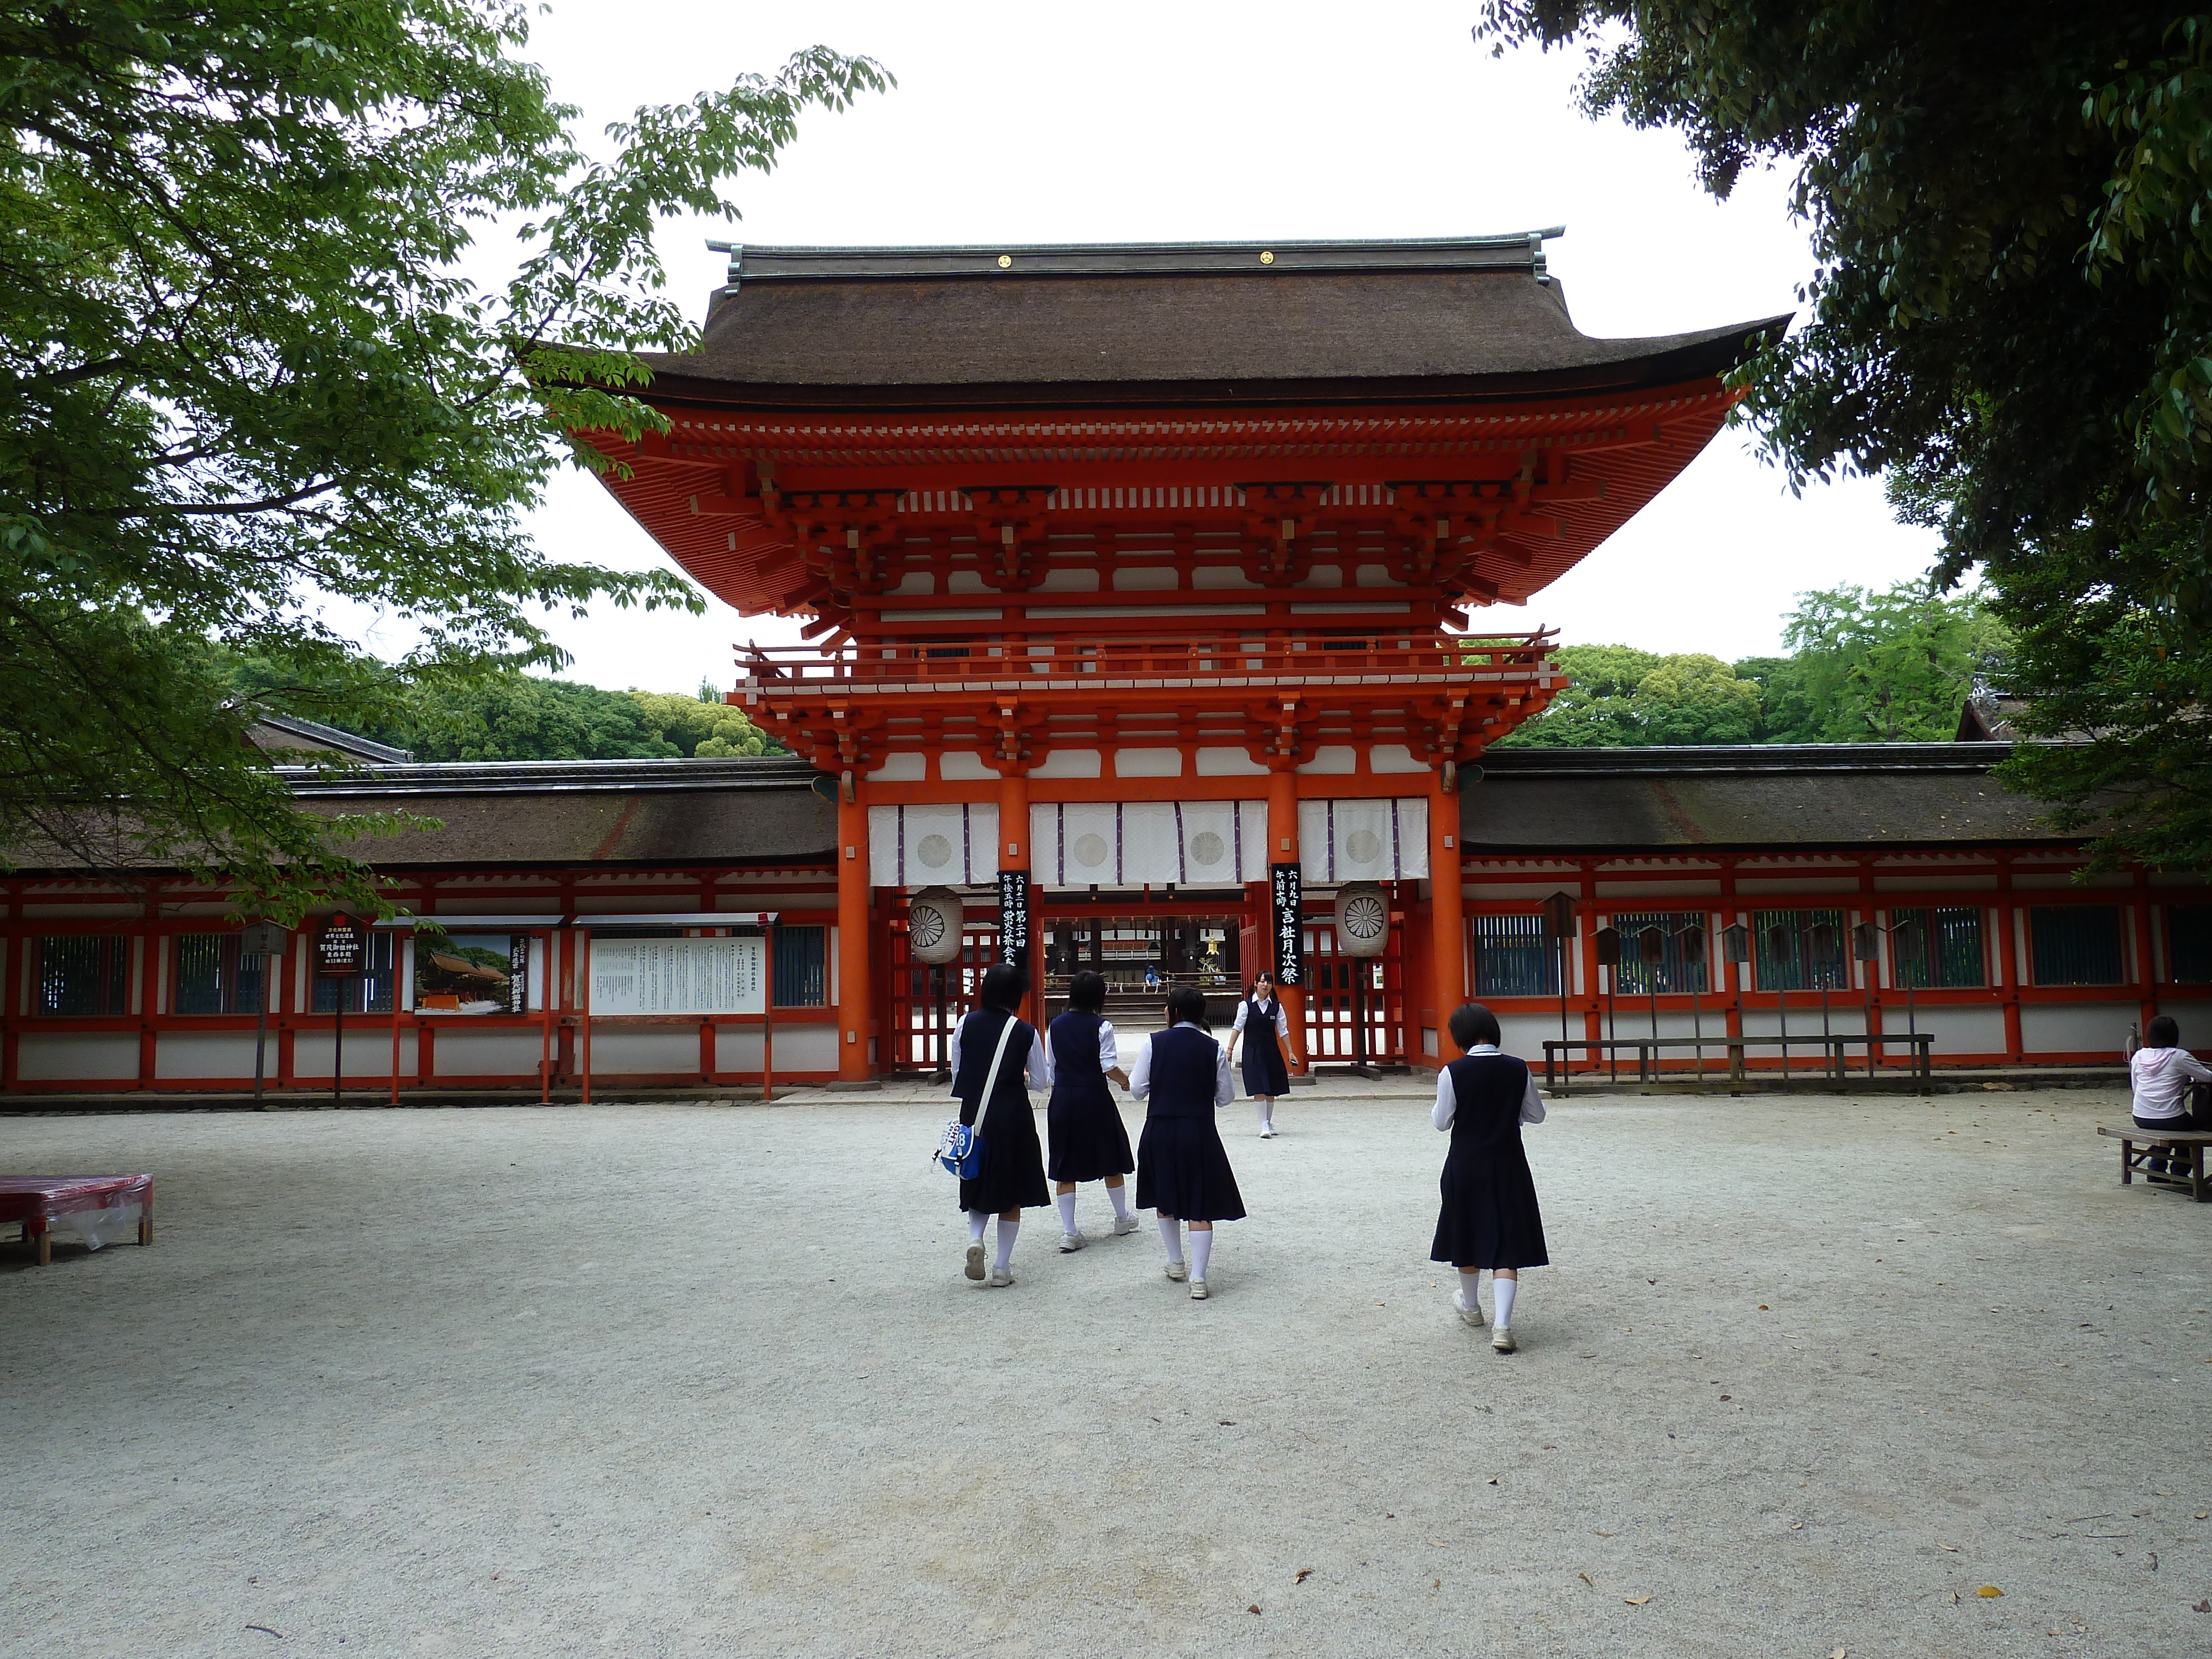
<box><xmin>3</xmin><ymin>1082</ymin><xmax>2208</xmax><ymax>1658</ymax></box>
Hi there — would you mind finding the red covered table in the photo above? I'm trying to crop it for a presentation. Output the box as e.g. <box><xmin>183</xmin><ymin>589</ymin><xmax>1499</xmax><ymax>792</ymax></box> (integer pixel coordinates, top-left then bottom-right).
<box><xmin>0</xmin><ymin>1175</ymin><xmax>154</xmax><ymax>1266</ymax></box>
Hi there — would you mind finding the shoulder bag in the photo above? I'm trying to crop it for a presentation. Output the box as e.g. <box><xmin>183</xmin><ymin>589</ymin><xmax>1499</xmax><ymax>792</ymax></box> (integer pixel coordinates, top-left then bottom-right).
<box><xmin>935</xmin><ymin>1014</ymin><xmax>1019</xmax><ymax>1178</ymax></box>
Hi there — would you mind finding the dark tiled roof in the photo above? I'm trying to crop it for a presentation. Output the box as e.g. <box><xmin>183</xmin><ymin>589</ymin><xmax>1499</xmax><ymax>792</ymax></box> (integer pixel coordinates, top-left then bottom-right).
<box><xmin>246</xmin><ymin>714</ymin><xmax>413</xmax><ymax>765</ymax></box>
<box><xmin>638</xmin><ymin>233</ymin><xmax>1785</xmax><ymax>410</ymax></box>
<box><xmin>1462</xmin><ymin>744</ymin><xmax>2068</xmax><ymax>851</ymax></box>
<box><xmin>297</xmin><ymin>758</ymin><xmax>834</xmax><ymax>868</ymax></box>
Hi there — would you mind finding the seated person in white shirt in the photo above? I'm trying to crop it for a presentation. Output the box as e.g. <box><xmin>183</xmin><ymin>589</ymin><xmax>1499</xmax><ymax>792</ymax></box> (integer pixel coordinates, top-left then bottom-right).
<box><xmin>2131</xmin><ymin>1014</ymin><xmax>2212</xmax><ymax>1173</ymax></box>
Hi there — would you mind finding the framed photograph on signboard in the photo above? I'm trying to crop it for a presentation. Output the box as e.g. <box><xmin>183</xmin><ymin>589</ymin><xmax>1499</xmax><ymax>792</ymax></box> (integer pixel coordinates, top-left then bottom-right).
<box><xmin>416</xmin><ymin>934</ymin><xmax>527</xmax><ymax>1014</ymax></box>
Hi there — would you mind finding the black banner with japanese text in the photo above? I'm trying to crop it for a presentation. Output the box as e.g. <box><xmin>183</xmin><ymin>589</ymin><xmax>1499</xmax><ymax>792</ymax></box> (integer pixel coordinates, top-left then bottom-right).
<box><xmin>1270</xmin><ymin>863</ymin><xmax>1304</xmax><ymax>987</ymax></box>
<box><xmin>997</xmin><ymin>869</ymin><xmax>1031</xmax><ymax>980</ymax></box>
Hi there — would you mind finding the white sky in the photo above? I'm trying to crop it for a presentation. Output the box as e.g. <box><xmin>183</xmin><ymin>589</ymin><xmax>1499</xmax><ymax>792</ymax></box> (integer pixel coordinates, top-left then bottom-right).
<box><xmin>445</xmin><ymin>0</ymin><xmax>1943</xmax><ymax>694</ymax></box>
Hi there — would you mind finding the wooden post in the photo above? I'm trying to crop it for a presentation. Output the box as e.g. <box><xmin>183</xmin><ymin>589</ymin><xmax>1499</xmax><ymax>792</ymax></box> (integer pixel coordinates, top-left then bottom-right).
<box><xmin>390</xmin><ymin>930</ymin><xmax>404</xmax><ymax>1107</ymax></box>
<box><xmin>580</xmin><ymin>928</ymin><xmax>593</xmax><ymax>1105</ymax></box>
<box><xmin>836</xmin><ymin>782</ymin><xmax>872</xmax><ymax>1083</ymax></box>
<box><xmin>762</xmin><ymin>921</ymin><xmax>776</xmax><ymax>1103</ymax></box>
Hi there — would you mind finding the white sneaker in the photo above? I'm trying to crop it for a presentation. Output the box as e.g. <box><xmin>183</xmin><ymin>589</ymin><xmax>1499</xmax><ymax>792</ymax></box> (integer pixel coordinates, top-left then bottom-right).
<box><xmin>1491</xmin><ymin>1324</ymin><xmax>1517</xmax><ymax>1353</ymax></box>
<box><xmin>1258</xmin><ymin>1125</ymin><xmax>1275</xmax><ymax>1138</ymax></box>
<box><xmin>964</xmin><ymin>1243</ymin><xmax>987</xmax><ymax>1281</ymax></box>
<box><xmin>1110</xmin><ymin>1213</ymin><xmax>1139</xmax><ymax>1236</ymax></box>
<box><xmin>987</xmin><ymin>1266</ymin><xmax>1014</xmax><ymax>1288</ymax></box>
<box><xmin>1059</xmin><ymin>1231</ymin><xmax>1086</xmax><ymax>1253</ymax></box>
<box><xmin>1189</xmin><ymin>1277</ymin><xmax>1209</xmax><ymax>1300</ymax></box>
<box><xmin>1453</xmin><ymin>1288</ymin><xmax>1486</xmax><ymax>1327</ymax></box>
<box><xmin>1165</xmin><ymin>1259</ymin><xmax>1188</xmax><ymax>1282</ymax></box>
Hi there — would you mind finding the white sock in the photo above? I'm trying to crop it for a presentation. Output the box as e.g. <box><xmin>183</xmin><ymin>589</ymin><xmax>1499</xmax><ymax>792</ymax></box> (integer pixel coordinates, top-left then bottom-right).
<box><xmin>1107</xmin><ymin>1183</ymin><xmax>1130</xmax><ymax>1220</ymax></box>
<box><xmin>1190</xmin><ymin>1228</ymin><xmax>1214</xmax><ymax>1280</ymax></box>
<box><xmin>1157</xmin><ymin>1215</ymin><xmax>1183</xmax><ymax>1264</ymax></box>
<box><xmin>1458</xmin><ymin>1269</ymin><xmax>1483</xmax><ymax>1311</ymax></box>
<box><xmin>1256</xmin><ymin>1100</ymin><xmax>1271</xmax><ymax>1129</ymax></box>
<box><xmin>1493</xmin><ymin>1276</ymin><xmax>1517</xmax><ymax>1328</ymax></box>
<box><xmin>1056</xmin><ymin>1192</ymin><xmax>1078</xmax><ymax>1234</ymax></box>
<box><xmin>967</xmin><ymin>1211</ymin><xmax>989</xmax><ymax>1244</ymax></box>
<box><xmin>993</xmin><ymin>1216</ymin><xmax>1020</xmax><ymax>1272</ymax></box>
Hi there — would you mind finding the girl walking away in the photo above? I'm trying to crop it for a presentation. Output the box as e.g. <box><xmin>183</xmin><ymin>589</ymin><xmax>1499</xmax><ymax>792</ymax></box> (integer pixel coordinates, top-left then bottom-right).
<box><xmin>1229</xmin><ymin>972</ymin><xmax>1301</xmax><ymax>1137</ymax></box>
<box><xmin>1133</xmin><ymin>984</ymin><xmax>1245</xmax><ymax>1300</ymax></box>
<box><xmin>950</xmin><ymin>964</ymin><xmax>1051</xmax><ymax>1287</ymax></box>
<box><xmin>1430</xmin><ymin>1002</ymin><xmax>1548</xmax><ymax>1353</ymax></box>
<box><xmin>2130</xmin><ymin>1015</ymin><xmax>2212</xmax><ymax>1175</ymax></box>
<box><xmin>1046</xmin><ymin>969</ymin><xmax>1139</xmax><ymax>1250</ymax></box>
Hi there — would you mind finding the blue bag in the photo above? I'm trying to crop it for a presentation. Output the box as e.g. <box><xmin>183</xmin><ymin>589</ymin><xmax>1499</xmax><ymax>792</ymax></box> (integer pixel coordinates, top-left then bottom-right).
<box><xmin>936</xmin><ymin>1014</ymin><xmax>1018</xmax><ymax>1178</ymax></box>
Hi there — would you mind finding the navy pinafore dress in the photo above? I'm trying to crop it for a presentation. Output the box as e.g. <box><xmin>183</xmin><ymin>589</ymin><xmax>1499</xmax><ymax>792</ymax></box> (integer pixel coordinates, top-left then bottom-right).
<box><xmin>951</xmin><ymin>1008</ymin><xmax>1049</xmax><ymax>1214</ymax></box>
<box><xmin>1429</xmin><ymin>1053</ymin><xmax>1550</xmax><ymax>1270</ymax></box>
<box><xmin>1046</xmin><ymin>1009</ymin><xmax>1134</xmax><ymax>1182</ymax></box>
<box><xmin>1239</xmin><ymin>996</ymin><xmax>1291</xmax><ymax>1097</ymax></box>
<box><xmin>1135</xmin><ymin>1025</ymin><xmax>1246</xmax><ymax>1222</ymax></box>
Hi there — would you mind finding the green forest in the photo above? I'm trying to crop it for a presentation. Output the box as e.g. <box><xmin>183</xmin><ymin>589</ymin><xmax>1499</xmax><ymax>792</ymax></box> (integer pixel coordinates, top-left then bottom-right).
<box><xmin>230</xmin><ymin>655</ymin><xmax>782</xmax><ymax>763</ymax></box>
<box><xmin>1499</xmin><ymin>580</ymin><xmax>2010</xmax><ymax>749</ymax></box>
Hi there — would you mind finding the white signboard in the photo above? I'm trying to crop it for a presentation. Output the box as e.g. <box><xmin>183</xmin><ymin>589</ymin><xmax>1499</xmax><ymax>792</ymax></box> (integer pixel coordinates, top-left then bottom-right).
<box><xmin>591</xmin><ymin>937</ymin><xmax>764</xmax><ymax>1015</ymax></box>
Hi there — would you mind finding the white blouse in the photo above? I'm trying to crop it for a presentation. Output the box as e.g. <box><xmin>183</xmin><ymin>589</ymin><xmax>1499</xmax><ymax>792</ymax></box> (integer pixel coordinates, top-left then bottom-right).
<box><xmin>1432</xmin><ymin>1045</ymin><xmax>1546</xmax><ymax>1131</ymax></box>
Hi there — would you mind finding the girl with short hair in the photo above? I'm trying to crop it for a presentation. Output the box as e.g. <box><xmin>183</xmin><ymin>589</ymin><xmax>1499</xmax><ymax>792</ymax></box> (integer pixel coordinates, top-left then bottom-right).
<box><xmin>1046</xmin><ymin>969</ymin><xmax>1138</xmax><ymax>1250</ymax></box>
<box><xmin>1429</xmin><ymin>1001</ymin><xmax>1549</xmax><ymax>1352</ymax></box>
<box><xmin>949</xmin><ymin>963</ymin><xmax>1051</xmax><ymax>1287</ymax></box>
<box><xmin>1133</xmin><ymin>984</ymin><xmax>1245</xmax><ymax>1300</ymax></box>
<box><xmin>1229</xmin><ymin>972</ymin><xmax>1300</xmax><ymax>1138</ymax></box>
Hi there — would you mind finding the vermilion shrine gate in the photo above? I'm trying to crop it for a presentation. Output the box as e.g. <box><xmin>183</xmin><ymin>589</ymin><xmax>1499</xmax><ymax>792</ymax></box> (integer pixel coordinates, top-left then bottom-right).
<box><xmin>595</xmin><ymin>232</ymin><xmax>1776</xmax><ymax>1083</ymax></box>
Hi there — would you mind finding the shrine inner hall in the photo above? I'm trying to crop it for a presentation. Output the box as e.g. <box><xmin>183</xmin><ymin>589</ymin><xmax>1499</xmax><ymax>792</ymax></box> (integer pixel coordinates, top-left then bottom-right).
<box><xmin>2</xmin><ymin>234</ymin><xmax>2206</xmax><ymax>1097</ymax></box>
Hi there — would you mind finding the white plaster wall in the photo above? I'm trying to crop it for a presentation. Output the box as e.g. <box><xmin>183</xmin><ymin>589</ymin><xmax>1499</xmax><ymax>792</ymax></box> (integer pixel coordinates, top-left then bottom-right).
<box><xmin>1195</xmin><ymin>747</ymin><xmax>1267</xmax><ymax>776</ymax></box>
<box><xmin>291</xmin><ymin>1031</ymin><xmax>418</xmax><ymax>1081</ymax></box>
<box><xmin>1903</xmin><ymin>1005</ymin><xmax>2008</xmax><ymax>1056</ymax></box>
<box><xmin>2020</xmin><ymin>1003</ymin><xmax>2135</xmax><ymax>1056</ymax></box>
<box><xmin>718</xmin><ymin>1024</ymin><xmax>838</xmax><ymax>1073</ymax></box>
<box><xmin>17</xmin><ymin>1033</ymin><xmax>139</xmax><ymax>1081</ymax></box>
<box><xmin>866</xmin><ymin>753</ymin><xmax>927</xmax><ymax>782</ymax></box>
<box><xmin>1499</xmin><ymin>1014</ymin><xmax>1566</xmax><ymax>1063</ymax></box>
<box><xmin>1114</xmin><ymin>748</ymin><xmax>1182</xmax><ymax>778</ymax></box>
<box><xmin>432</xmin><ymin>1029</ymin><xmax>546</xmax><ymax>1076</ymax></box>
<box><xmin>2152</xmin><ymin>998</ymin><xmax>2212</xmax><ymax>1034</ymax></box>
<box><xmin>1369</xmin><ymin>744</ymin><xmax>1428</xmax><ymax>774</ymax></box>
<box><xmin>1029</xmin><ymin>748</ymin><xmax>1101</xmax><ymax>779</ymax></box>
<box><xmin>584</xmin><ymin>1029</ymin><xmax>700</xmax><ymax>1075</ymax></box>
<box><xmin>154</xmin><ymin>1032</ymin><xmax>261</xmax><ymax>1079</ymax></box>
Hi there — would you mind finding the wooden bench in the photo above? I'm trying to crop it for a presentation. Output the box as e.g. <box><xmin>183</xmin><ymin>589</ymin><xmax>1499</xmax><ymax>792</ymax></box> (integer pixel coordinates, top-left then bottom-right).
<box><xmin>0</xmin><ymin>1175</ymin><xmax>155</xmax><ymax>1265</ymax></box>
<box><xmin>2097</xmin><ymin>1126</ymin><xmax>2212</xmax><ymax>1203</ymax></box>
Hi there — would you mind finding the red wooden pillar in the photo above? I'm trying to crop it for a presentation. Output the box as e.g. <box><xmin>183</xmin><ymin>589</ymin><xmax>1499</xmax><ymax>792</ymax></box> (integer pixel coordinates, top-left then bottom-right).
<box><xmin>1995</xmin><ymin>855</ymin><xmax>2025</xmax><ymax>1062</ymax></box>
<box><xmin>2133</xmin><ymin>865</ymin><xmax>2159</xmax><ymax>1037</ymax></box>
<box><xmin>1577</xmin><ymin>861</ymin><xmax>1601</xmax><ymax>1073</ymax></box>
<box><xmin>1430</xmin><ymin>768</ymin><xmax>1465</xmax><ymax>1065</ymax></box>
<box><xmin>1267</xmin><ymin>765</ymin><xmax>1306</xmax><ymax>1073</ymax></box>
<box><xmin>836</xmin><ymin>782</ymin><xmax>873</xmax><ymax>1083</ymax></box>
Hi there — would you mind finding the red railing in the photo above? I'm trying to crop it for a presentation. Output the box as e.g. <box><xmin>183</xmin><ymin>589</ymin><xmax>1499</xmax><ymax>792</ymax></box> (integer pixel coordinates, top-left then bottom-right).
<box><xmin>734</xmin><ymin>630</ymin><xmax>1558</xmax><ymax>688</ymax></box>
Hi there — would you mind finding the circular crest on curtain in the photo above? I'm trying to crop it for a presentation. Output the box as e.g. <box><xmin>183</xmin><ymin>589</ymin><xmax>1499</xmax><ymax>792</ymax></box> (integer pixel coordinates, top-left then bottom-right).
<box><xmin>906</xmin><ymin>886</ymin><xmax>966</xmax><ymax>966</ymax></box>
<box><xmin>1333</xmin><ymin>881</ymin><xmax>1391</xmax><ymax>959</ymax></box>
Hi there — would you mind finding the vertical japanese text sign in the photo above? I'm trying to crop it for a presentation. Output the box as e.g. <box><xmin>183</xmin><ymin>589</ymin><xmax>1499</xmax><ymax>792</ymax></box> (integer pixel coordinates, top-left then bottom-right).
<box><xmin>316</xmin><ymin>914</ymin><xmax>366</xmax><ymax>979</ymax></box>
<box><xmin>1270</xmin><ymin>863</ymin><xmax>1304</xmax><ymax>987</ymax></box>
<box><xmin>997</xmin><ymin>870</ymin><xmax>1030</xmax><ymax>978</ymax></box>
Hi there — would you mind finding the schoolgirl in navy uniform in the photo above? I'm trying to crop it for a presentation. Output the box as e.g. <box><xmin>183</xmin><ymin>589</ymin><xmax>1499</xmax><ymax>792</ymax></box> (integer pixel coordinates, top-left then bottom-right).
<box><xmin>1428</xmin><ymin>1001</ymin><xmax>1549</xmax><ymax>1351</ymax></box>
<box><xmin>1228</xmin><ymin>972</ymin><xmax>1299</xmax><ymax>1137</ymax></box>
<box><xmin>948</xmin><ymin>964</ymin><xmax>1051</xmax><ymax>1287</ymax></box>
<box><xmin>1132</xmin><ymin>984</ymin><xmax>1245</xmax><ymax>1299</ymax></box>
<box><xmin>1045</xmin><ymin>969</ymin><xmax>1138</xmax><ymax>1250</ymax></box>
